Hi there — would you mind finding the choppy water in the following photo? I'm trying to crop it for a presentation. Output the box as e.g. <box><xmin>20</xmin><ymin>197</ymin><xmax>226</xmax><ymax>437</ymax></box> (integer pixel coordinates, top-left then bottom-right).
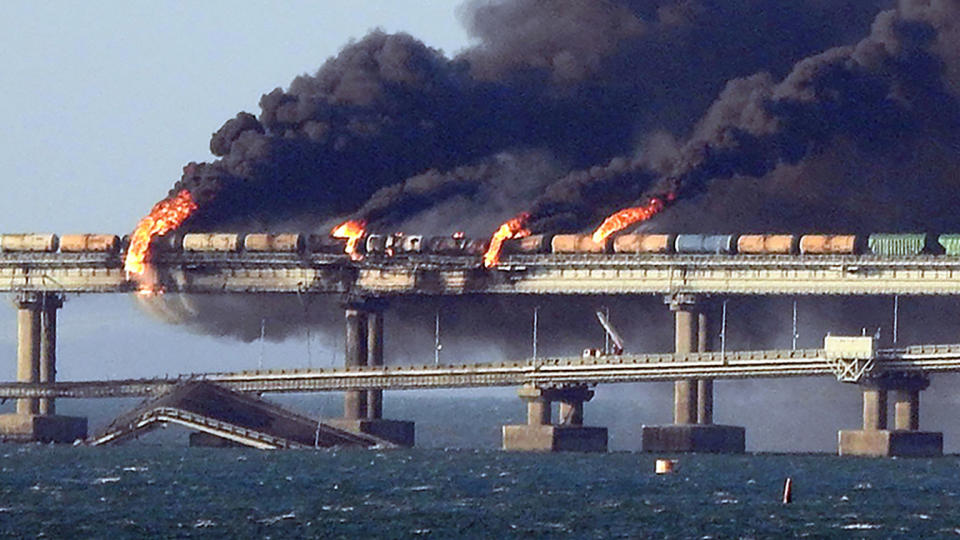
<box><xmin>2</xmin><ymin>446</ymin><xmax>959</xmax><ymax>538</ymax></box>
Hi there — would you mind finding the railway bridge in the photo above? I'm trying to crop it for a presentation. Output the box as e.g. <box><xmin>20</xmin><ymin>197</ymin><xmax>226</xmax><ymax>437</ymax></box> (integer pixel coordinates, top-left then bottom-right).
<box><xmin>4</xmin><ymin>249</ymin><xmax>960</xmax><ymax>455</ymax></box>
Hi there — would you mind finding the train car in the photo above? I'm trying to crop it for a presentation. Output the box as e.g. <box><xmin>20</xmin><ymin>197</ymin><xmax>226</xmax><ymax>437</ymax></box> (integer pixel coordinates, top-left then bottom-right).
<box><xmin>426</xmin><ymin>235</ymin><xmax>466</xmax><ymax>255</ymax></box>
<box><xmin>612</xmin><ymin>234</ymin><xmax>674</xmax><ymax>254</ymax></box>
<box><xmin>182</xmin><ymin>233</ymin><xmax>243</xmax><ymax>252</ymax></box>
<box><xmin>550</xmin><ymin>234</ymin><xmax>609</xmax><ymax>254</ymax></box>
<box><xmin>674</xmin><ymin>234</ymin><xmax>736</xmax><ymax>254</ymax></box>
<box><xmin>149</xmin><ymin>232</ymin><xmax>183</xmax><ymax>253</ymax></box>
<box><xmin>0</xmin><ymin>233</ymin><xmax>59</xmax><ymax>252</ymax></box>
<box><xmin>737</xmin><ymin>234</ymin><xmax>797</xmax><ymax>255</ymax></box>
<box><xmin>799</xmin><ymin>234</ymin><xmax>857</xmax><ymax>255</ymax></box>
<box><xmin>365</xmin><ymin>234</ymin><xmax>390</xmax><ymax>255</ymax></box>
<box><xmin>867</xmin><ymin>233</ymin><xmax>934</xmax><ymax>256</ymax></box>
<box><xmin>307</xmin><ymin>234</ymin><xmax>350</xmax><ymax>254</ymax></box>
<box><xmin>59</xmin><ymin>234</ymin><xmax>120</xmax><ymax>253</ymax></box>
<box><xmin>462</xmin><ymin>238</ymin><xmax>489</xmax><ymax>256</ymax></box>
<box><xmin>502</xmin><ymin>234</ymin><xmax>551</xmax><ymax>255</ymax></box>
<box><xmin>399</xmin><ymin>235</ymin><xmax>423</xmax><ymax>254</ymax></box>
<box><xmin>939</xmin><ymin>234</ymin><xmax>960</xmax><ymax>256</ymax></box>
<box><xmin>244</xmin><ymin>233</ymin><xmax>304</xmax><ymax>253</ymax></box>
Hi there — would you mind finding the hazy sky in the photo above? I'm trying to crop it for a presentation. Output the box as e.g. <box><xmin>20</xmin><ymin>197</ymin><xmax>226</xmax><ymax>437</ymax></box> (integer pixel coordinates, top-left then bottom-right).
<box><xmin>0</xmin><ymin>2</ymin><xmax>474</xmax><ymax>381</ymax></box>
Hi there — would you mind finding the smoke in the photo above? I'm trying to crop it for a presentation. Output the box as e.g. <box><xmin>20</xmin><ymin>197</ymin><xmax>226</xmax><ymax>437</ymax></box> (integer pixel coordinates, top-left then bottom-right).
<box><xmin>137</xmin><ymin>1</ymin><xmax>960</xmax><ymax>358</ymax></box>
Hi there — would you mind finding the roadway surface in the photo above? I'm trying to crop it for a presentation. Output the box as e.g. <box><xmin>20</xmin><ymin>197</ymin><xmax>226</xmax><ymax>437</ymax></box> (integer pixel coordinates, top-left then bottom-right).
<box><xmin>5</xmin><ymin>251</ymin><xmax>960</xmax><ymax>296</ymax></box>
<box><xmin>3</xmin><ymin>343</ymin><xmax>959</xmax><ymax>399</ymax></box>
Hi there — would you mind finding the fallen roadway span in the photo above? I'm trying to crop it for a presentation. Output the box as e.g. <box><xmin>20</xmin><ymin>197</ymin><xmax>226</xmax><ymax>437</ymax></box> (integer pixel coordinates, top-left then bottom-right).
<box><xmin>4</xmin><ymin>342</ymin><xmax>960</xmax><ymax>399</ymax></box>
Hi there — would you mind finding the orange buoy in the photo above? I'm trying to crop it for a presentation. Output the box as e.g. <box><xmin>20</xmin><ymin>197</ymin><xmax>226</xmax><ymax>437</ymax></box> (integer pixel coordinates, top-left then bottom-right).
<box><xmin>655</xmin><ymin>459</ymin><xmax>675</xmax><ymax>474</ymax></box>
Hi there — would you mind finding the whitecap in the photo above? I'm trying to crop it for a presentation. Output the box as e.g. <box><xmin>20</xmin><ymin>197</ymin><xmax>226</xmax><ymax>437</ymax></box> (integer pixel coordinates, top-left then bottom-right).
<box><xmin>193</xmin><ymin>519</ymin><xmax>217</xmax><ymax>528</ymax></box>
<box><xmin>841</xmin><ymin>523</ymin><xmax>881</xmax><ymax>530</ymax></box>
<box><xmin>93</xmin><ymin>477</ymin><xmax>120</xmax><ymax>485</ymax></box>
<box><xmin>257</xmin><ymin>511</ymin><xmax>296</xmax><ymax>525</ymax></box>
<box><xmin>122</xmin><ymin>466</ymin><xmax>148</xmax><ymax>473</ymax></box>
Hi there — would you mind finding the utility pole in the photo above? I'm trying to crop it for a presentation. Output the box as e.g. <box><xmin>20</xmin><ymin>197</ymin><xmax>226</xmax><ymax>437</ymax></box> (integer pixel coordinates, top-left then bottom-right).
<box><xmin>893</xmin><ymin>295</ymin><xmax>899</xmax><ymax>345</ymax></box>
<box><xmin>792</xmin><ymin>300</ymin><xmax>799</xmax><ymax>350</ymax></box>
<box><xmin>533</xmin><ymin>306</ymin><xmax>539</xmax><ymax>359</ymax></box>
<box><xmin>259</xmin><ymin>318</ymin><xmax>265</xmax><ymax>370</ymax></box>
<box><xmin>720</xmin><ymin>299</ymin><xmax>728</xmax><ymax>355</ymax></box>
<box><xmin>434</xmin><ymin>309</ymin><xmax>441</xmax><ymax>365</ymax></box>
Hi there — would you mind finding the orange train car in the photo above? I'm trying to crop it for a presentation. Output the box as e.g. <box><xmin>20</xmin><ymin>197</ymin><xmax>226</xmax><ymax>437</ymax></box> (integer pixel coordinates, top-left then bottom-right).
<box><xmin>0</xmin><ymin>233</ymin><xmax>59</xmax><ymax>252</ymax></box>
<box><xmin>182</xmin><ymin>233</ymin><xmax>243</xmax><ymax>252</ymax></box>
<box><xmin>59</xmin><ymin>234</ymin><xmax>120</xmax><ymax>253</ymax></box>
<box><xmin>550</xmin><ymin>234</ymin><xmax>609</xmax><ymax>253</ymax></box>
<box><xmin>244</xmin><ymin>233</ymin><xmax>304</xmax><ymax>252</ymax></box>
<box><xmin>798</xmin><ymin>234</ymin><xmax>857</xmax><ymax>255</ymax></box>
<box><xmin>612</xmin><ymin>234</ymin><xmax>674</xmax><ymax>254</ymax></box>
<box><xmin>737</xmin><ymin>234</ymin><xmax>797</xmax><ymax>254</ymax></box>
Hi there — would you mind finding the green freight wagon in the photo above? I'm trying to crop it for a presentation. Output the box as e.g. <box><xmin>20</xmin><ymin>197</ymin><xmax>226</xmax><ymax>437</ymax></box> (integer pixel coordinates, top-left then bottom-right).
<box><xmin>939</xmin><ymin>234</ymin><xmax>960</xmax><ymax>256</ymax></box>
<box><xmin>867</xmin><ymin>233</ymin><xmax>930</xmax><ymax>256</ymax></box>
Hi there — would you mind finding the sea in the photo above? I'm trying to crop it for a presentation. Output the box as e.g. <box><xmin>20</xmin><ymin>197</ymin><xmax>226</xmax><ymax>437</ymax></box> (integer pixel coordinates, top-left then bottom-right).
<box><xmin>2</xmin><ymin>447</ymin><xmax>959</xmax><ymax>539</ymax></box>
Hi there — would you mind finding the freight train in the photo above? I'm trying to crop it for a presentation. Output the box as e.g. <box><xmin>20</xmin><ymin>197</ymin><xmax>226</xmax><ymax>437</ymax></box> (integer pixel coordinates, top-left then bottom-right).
<box><xmin>3</xmin><ymin>232</ymin><xmax>960</xmax><ymax>258</ymax></box>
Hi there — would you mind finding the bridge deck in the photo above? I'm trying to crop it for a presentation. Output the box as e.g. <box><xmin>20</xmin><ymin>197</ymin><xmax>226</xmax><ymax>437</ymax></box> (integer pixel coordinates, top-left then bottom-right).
<box><xmin>5</xmin><ymin>344</ymin><xmax>960</xmax><ymax>399</ymax></box>
<box><xmin>4</xmin><ymin>252</ymin><xmax>960</xmax><ymax>295</ymax></box>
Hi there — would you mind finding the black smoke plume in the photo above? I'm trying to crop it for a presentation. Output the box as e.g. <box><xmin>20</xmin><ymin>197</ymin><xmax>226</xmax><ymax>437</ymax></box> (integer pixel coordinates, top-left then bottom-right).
<box><xmin>165</xmin><ymin>0</ymin><xmax>887</xmax><ymax>234</ymax></box>
<box><xmin>143</xmin><ymin>1</ymin><xmax>960</xmax><ymax>351</ymax></box>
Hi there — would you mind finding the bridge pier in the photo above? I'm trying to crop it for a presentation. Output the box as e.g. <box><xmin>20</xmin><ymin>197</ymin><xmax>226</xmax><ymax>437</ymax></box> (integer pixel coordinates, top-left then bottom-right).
<box><xmin>0</xmin><ymin>292</ymin><xmax>86</xmax><ymax>443</ymax></box>
<box><xmin>642</xmin><ymin>294</ymin><xmax>744</xmax><ymax>453</ymax></box>
<box><xmin>839</xmin><ymin>376</ymin><xmax>942</xmax><ymax>457</ymax></box>
<box><xmin>502</xmin><ymin>384</ymin><xmax>607</xmax><ymax>452</ymax></box>
<box><xmin>327</xmin><ymin>301</ymin><xmax>414</xmax><ymax>447</ymax></box>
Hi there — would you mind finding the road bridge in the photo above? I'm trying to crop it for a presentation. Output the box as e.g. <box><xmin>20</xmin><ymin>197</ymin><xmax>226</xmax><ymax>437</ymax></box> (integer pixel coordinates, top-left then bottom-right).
<box><xmin>2</xmin><ymin>342</ymin><xmax>959</xmax><ymax>399</ymax></box>
<box><xmin>3</xmin><ymin>250</ymin><xmax>959</xmax><ymax>456</ymax></box>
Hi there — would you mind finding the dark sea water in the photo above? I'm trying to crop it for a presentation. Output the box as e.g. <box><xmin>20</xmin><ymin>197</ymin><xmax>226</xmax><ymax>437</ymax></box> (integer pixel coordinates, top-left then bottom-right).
<box><xmin>2</xmin><ymin>446</ymin><xmax>959</xmax><ymax>539</ymax></box>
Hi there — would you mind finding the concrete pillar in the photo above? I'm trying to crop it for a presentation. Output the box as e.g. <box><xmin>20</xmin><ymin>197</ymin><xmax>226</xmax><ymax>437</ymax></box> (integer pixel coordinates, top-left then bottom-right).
<box><xmin>697</xmin><ymin>310</ymin><xmax>713</xmax><ymax>425</ymax></box>
<box><xmin>527</xmin><ymin>399</ymin><xmax>551</xmax><ymax>426</ymax></box>
<box><xmin>15</xmin><ymin>293</ymin><xmax>41</xmax><ymax>415</ymax></box>
<box><xmin>366</xmin><ymin>309</ymin><xmax>383</xmax><ymax>420</ymax></box>
<box><xmin>671</xmin><ymin>296</ymin><xmax>698</xmax><ymax>424</ymax></box>
<box><xmin>39</xmin><ymin>294</ymin><xmax>63</xmax><ymax>415</ymax></box>
<box><xmin>343</xmin><ymin>307</ymin><xmax>368</xmax><ymax>420</ymax></box>
<box><xmin>559</xmin><ymin>401</ymin><xmax>584</xmax><ymax>426</ymax></box>
<box><xmin>894</xmin><ymin>389</ymin><xmax>920</xmax><ymax>431</ymax></box>
<box><xmin>862</xmin><ymin>388</ymin><xmax>887</xmax><ymax>431</ymax></box>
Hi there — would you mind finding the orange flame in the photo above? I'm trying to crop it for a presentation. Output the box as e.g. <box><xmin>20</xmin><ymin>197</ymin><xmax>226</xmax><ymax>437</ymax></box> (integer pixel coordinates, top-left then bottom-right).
<box><xmin>591</xmin><ymin>193</ymin><xmax>675</xmax><ymax>243</ymax></box>
<box><xmin>483</xmin><ymin>212</ymin><xmax>531</xmax><ymax>268</ymax></box>
<box><xmin>124</xmin><ymin>190</ymin><xmax>198</xmax><ymax>276</ymax></box>
<box><xmin>331</xmin><ymin>219</ymin><xmax>366</xmax><ymax>260</ymax></box>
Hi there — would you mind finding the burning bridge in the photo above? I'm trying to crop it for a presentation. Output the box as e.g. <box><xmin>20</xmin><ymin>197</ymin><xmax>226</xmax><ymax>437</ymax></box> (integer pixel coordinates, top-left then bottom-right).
<box><xmin>6</xmin><ymin>251</ymin><xmax>960</xmax><ymax>295</ymax></box>
<box><xmin>3</xmin><ymin>249</ymin><xmax>960</xmax><ymax>456</ymax></box>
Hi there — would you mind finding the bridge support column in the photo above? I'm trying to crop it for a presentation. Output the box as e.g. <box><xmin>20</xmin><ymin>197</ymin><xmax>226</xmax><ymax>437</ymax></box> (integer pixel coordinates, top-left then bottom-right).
<box><xmin>642</xmin><ymin>294</ymin><xmax>744</xmax><ymax>453</ymax></box>
<box><xmin>839</xmin><ymin>376</ymin><xmax>942</xmax><ymax>457</ymax></box>
<box><xmin>366</xmin><ymin>309</ymin><xmax>383</xmax><ymax>421</ymax></box>
<box><xmin>502</xmin><ymin>384</ymin><xmax>607</xmax><ymax>452</ymax></box>
<box><xmin>0</xmin><ymin>293</ymin><xmax>86</xmax><ymax>443</ymax></box>
<box><xmin>343</xmin><ymin>306</ymin><xmax>368</xmax><ymax>420</ymax></box>
<box><xmin>327</xmin><ymin>301</ymin><xmax>414</xmax><ymax>447</ymax></box>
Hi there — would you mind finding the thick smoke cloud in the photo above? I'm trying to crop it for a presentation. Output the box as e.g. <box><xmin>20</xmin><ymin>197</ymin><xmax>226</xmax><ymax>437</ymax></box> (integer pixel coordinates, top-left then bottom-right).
<box><xmin>166</xmin><ymin>0</ymin><xmax>886</xmax><ymax>234</ymax></box>
<box><xmin>142</xmin><ymin>1</ymin><xmax>960</xmax><ymax>356</ymax></box>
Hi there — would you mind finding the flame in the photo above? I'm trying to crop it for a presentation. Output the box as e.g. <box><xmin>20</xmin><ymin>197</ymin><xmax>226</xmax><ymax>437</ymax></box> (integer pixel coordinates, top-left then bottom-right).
<box><xmin>483</xmin><ymin>212</ymin><xmax>531</xmax><ymax>268</ymax></box>
<box><xmin>331</xmin><ymin>219</ymin><xmax>366</xmax><ymax>260</ymax></box>
<box><xmin>124</xmin><ymin>190</ymin><xmax>198</xmax><ymax>276</ymax></box>
<box><xmin>591</xmin><ymin>192</ymin><xmax>675</xmax><ymax>243</ymax></box>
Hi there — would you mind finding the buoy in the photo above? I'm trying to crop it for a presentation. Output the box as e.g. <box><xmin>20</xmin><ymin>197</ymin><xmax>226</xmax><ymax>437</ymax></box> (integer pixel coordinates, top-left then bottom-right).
<box><xmin>655</xmin><ymin>459</ymin><xmax>674</xmax><ymax>474</ymax></box>
<box><xmin>782</xmin><ymin>477</ymin><xmax>793</xmax><ymax>504</ymax></box>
